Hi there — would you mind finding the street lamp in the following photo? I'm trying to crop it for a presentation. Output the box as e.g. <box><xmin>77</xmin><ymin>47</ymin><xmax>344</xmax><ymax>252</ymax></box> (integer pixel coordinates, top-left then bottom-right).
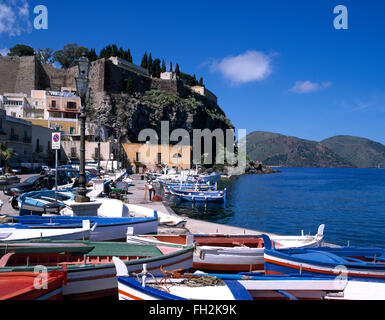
<box><xmin>75</xmin><ymin>54</ymin><xmax>90</xmax><ymax>203</ymax></box>
<box><xmin>97</xmin><ymin>119</ymin><xmax>101</xmax><ymax>178</ymax></box>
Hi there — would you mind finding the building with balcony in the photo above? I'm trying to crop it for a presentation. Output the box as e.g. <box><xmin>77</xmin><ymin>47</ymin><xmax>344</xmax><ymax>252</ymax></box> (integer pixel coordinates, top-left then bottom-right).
<box><xmin>25</xmin><ymin>89</ymin><xmax>81</xmax><ymax>135</ymax></box>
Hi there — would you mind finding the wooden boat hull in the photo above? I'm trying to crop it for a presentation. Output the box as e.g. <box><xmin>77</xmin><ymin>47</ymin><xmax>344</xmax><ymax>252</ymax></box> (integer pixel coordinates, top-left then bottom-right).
<box><xmin>126</xmin><ymin>231</ymin><xmax>324</xmax><ymax>272</ymax></box>
<box><xmin>13</xmin><ymin>215</ymin><xmax>159</xmax><ymax>242</ymax></box>
<box><xmin>0</xmin><ymin>242</ymin><xmax>194</xmax><ymax>300</ymax></box>
<box><xmin>0</xmin><ymin>271</ymin><xmax>64</xmax><ymax>300</ymax></box>
<box><xmin>61</xmin><ymin>249</ymin><xmax>193</xmax><ymax>299</ymax></box>
<box><xmin>262</xmin><ymin>235</ymin><xmax>385</xmax><ymax>282</ymax></box>
<box><xmin>0</xmin><ymin>228</ymin><xmax>91</xmax><ymax>241</ymax></box>
<box><xmin>112</xmin><ymin>260</ymin><xmax>346</xmax><ymax>301</ymax></box>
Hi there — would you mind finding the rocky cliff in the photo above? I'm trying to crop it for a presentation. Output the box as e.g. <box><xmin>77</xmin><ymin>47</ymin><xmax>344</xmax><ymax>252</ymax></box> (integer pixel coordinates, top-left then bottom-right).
<box><xmin>89</xmin><ymin>89</ymin><xmax>234</xmax><ymax>143</ymax></box>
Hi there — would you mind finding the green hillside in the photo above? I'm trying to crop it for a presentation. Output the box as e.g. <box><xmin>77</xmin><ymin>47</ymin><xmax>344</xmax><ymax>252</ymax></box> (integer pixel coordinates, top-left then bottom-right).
<box><xmin>321</xmin><ymin>135</ymin><xmax>385</xmax><ymax>168</ymax></box>
<box><xmin>245</xmin><ymin>131</ymin><xmax>355</xmax><ymax>167</ymax></box>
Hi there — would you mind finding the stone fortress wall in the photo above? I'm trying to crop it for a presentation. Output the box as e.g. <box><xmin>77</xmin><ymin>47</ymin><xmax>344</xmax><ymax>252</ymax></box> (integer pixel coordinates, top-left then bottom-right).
<box><xmin>0</xmin><ymin>56</ymin><xmax>214</xmax><ymax>103</ymax></box>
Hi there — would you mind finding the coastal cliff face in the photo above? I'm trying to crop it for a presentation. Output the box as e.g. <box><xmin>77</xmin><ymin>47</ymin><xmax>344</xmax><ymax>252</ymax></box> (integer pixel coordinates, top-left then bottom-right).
<box><xmin>89</xmin><ymin>90</ymin><xmax>234</xmax><ymax>143</ymax></box>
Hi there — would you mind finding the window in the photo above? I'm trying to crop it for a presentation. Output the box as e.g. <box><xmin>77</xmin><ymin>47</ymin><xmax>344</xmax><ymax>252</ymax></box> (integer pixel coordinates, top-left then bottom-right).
<box><xmin>136</xmin><ymin>152</ymin><xmax>140</xmax><ymax>162</ymax></box>
<box><xmin>36</xmin><ymin>139</ymin><xmax>40</xmax><ymax>153</ymax></box>
<box><xmin>11</xmin><ymin>112</ymin><xmax>16</xmax><ymax>117</ymax></box>
<box><xmin>67</xmin><ymin>101</ymin><xmax>77</xmax><ymax>109</ymax></box>
<box><xmin>69</xmin><ymin>127</ymin><xmax>75</xmax><ymax>134</ymax></box>
<box><xmin>157</xmin><ymin>153</ymin><xmax>162</xmax><ymax>164</ymax></box>
<box><xmin>51</xmin><ymin>100</ymin><xmax>56</xmax><ymax>108</ymax></box>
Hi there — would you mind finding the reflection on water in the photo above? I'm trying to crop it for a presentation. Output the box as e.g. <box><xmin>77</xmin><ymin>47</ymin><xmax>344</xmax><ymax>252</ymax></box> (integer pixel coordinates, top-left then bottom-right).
<box><xmin>161</xmin><ymin>168</ymin><xmax>385</xmax><ymax>248</ymax></box>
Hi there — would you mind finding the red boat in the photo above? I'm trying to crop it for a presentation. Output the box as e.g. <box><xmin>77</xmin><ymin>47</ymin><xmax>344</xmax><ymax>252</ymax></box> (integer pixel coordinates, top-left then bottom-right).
<box><xmin>0</xmin><ymin>268</ymin><xmax>65</xmax><ymax>300</ymax></box>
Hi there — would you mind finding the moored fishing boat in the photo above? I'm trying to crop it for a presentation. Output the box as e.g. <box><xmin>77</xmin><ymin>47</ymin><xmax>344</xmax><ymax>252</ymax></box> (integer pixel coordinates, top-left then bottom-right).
<box><xmin>17</xmin><ymin>189</ymin><xmax>185</xmax><ymax>228</ymax></box>
<box><xmin>262</xmin><ymin>234</ymin><xmax>385</xmax><ymax>282</ymax></box>
<box><xmin>126</xmin><ymin>225</ymin><xmax>325</xmax><ymax>272</ymax></box>
<box><xmin>0</xmin><ymin>270</ymin><xmax>66</xmax><ymax>300</ymax></box>
<box><xmin>112</xmin><ymin>258</ymin><xmax>347</xmax><ymax>300</ymax></box>
<box><xmin>169</xmin><ymin>188</ymin><xmax>227</xmax><ymax>202</ymax></box>
<box><xmin>0</xmin><ymin>240</ymin><xmax>194</xmax><ymax>300</ymax></box>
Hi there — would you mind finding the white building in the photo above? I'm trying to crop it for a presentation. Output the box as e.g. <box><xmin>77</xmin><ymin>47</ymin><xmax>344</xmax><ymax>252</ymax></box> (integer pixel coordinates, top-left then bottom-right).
<box><xmin>1</xmin><ymin>93</ymin><xmax>29</xmax><ymax>118</ymax></box>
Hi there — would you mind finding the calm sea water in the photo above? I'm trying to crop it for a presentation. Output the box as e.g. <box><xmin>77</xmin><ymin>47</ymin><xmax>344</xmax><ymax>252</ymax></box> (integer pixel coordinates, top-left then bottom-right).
<box><xmin>162</xmin><ymin>168</ymin><xmax>385</xmax><ymax>248</ymax></box>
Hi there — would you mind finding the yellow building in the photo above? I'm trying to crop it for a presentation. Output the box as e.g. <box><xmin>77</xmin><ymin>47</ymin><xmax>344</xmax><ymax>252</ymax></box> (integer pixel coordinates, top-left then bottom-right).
<box><xmin>122</xmin><ymin>143</ymin><xmax>192</xmax><ymax>173</ymax></box>
<box><xmin>24</xmin><ymin>89</ymin><xmax>80</xmax><ymax>135</ymax></box>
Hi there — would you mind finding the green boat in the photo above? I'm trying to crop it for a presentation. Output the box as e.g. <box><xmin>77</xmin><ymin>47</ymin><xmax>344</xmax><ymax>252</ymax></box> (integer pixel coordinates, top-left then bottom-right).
<box><xmin>0</xmin><ymin>240</ymin><xmax>194</xmax><ymax>300</ymax></box>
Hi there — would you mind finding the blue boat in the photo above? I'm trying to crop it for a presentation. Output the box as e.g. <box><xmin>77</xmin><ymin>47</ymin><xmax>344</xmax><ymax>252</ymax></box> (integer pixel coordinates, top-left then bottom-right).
<box><xmin>5</xmin><ymin>214</ymin><xmax>159</xmax><ymax>241</ymax></box>
<box><xmin>169</xmin><ymin>188</ymin><xmax>227</xmax><ymax>202</ymax></box>
<box><xmin>262</xmin><ymin>234</ymin><xmax>385</xmax><ymax>282</ymax></box>
<box><xmin>18</xmin><ymin>190</ymin><xmax>74</xmax><ymax>215</ymax></box>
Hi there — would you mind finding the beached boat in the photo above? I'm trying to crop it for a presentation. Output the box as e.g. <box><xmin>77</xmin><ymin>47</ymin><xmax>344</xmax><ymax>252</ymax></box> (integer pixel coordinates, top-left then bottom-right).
<box><xmin>262</xmin><ymin>234</ymin><xmax>385</xmax><ymax>282</ymax></box>
<box><xmin>0</xmin><ymin>240</ymin><xmax>194</xmax><ymax>300</ymax></box>
<box><xmin>18</xmin><ymin>189</ymin><xmax>185</xmax><ymax>228</ymax></box>
<box><xmin>18</xmin><ymin>190</ymin><xmax>74</xmax><ymax>215</ymax></box>
<box><xmin>169</xmin><ymin>188</ymin><xmax>227</xmax><ymax>202</ymax></box>
<box><xmin>125</xmin><ymin>204</ymin><xmax>187</xmax><ymax>228</ymax></box>
<box><xmin>126</xmin><ymin>225</ymin><xmax>325</xmax><ymax>272</ymax></box>
<box><xmin>112</xmin><ymin>258</ymin><xmax>347</xmax><ymax>300</ymax></box>
<box><xmin>0</xmin><ymin>219</ymin><xmax>93</xmax><ymax>241</ymax></box>
<box><xmin>0</xmin><ymin>270</ymin><xmax>65</xmax><ymax>300</ymax></box>
<box><xmin>6</xmin><ymin>214</ymin><xmax>158</xmax><ymax>241</ymax></box>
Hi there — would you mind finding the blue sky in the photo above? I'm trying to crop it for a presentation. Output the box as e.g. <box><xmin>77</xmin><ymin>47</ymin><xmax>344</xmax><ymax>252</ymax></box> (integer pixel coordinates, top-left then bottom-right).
<box><xmin>1</xmin><ymin>0</ymin><xmax>385</xmax><ymax>144</ymax></box>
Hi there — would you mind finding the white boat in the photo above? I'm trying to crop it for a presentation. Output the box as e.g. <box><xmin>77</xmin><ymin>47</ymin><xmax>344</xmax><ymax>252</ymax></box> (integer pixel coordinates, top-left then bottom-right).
<box><xmin>125</xmin><ymin>204</ymin><xmax>187</xmax><ymax>228</ymax></box>
<box><xmin>112</xmin><ymin>258</ymin><xmax>348</xmax><ymax>300</ymax></box>
<box><xmin>0</xmin><ymin>219</ymin><xmax>93</xmax><ymax>241</ymax></box>
<box><xmin>126</xmin><ymin>225</ymin><xmax>325</xmax><ymax>272</ymax></box>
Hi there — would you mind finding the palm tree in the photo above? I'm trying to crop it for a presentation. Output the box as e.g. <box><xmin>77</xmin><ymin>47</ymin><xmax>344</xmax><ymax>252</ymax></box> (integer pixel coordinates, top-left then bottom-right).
<box><xmin>0</xmin><ymin>143</ymin><xmax>17</xmax><ymax>174</ymax></box>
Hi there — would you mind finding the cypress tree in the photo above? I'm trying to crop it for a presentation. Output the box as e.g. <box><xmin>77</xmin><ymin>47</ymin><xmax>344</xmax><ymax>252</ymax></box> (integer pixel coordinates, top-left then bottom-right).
<box><xmin>169</xmin><ymin>61</ymin><xmax>173</xmax><ymax>72</ymax></box>
<box><xmin>105</xmin><ymin>45</ymin><xmax>112</xmax><ymax>59</ymax></box>
<box><xmin>118</xmin><ymin>47</ymin><xmax>125</xmax><ymax>59</ymax></box>
<box><xmin>148</xmin><ymin>53</ymin><xmax>153</xmax><ymax>75</ymax></box>
<box><xmin>99</xmin><ymin>48</ymin><xmax>106</xmax><ymax>59</ymax></box>
<box><xmin>88</xmin><ymin>48</ymin><xmax>98</xmax><ymax>61</ymax></box>
<box><xmin>161</xmin><ymin>59</ymin><xmax>166</xmax><ymax>73</ymax></box>
<box><xmin>125</xmin><ymin>48</ymin><xmax>133</xmax><ymax>63</ymax></box>
<box><xmin>152</xmin><ymin>59</ymin><xmax>161</xmax><ymax>78</ymax></box>
<box><xmin>141</xmin><ymin>52</ymin><xmax>148</xmax><ymax>69</ymax></box>
<box><xmin>175</xmin><ymin>63</ymin><xmax>180</xmax><ymax>76</ymax></box>
<box><xmin>199</xmin><ymin>77</ymin><xmax>204</xmax><ymax>86</ymax></box>
<box><xmin>111</xmin><ymin>44</ymin><xmax>118</xmax><ymax>57</ymax></box>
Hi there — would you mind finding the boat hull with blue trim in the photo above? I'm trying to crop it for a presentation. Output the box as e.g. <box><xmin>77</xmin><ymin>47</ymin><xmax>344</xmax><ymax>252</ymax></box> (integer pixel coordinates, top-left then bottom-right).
<box><xmin>7</xmin><ymin>215</ymin><xmax>159</xmax><ymax>241</ymax></box>
<box><xmin>18</xmin><ymin>190</ymin><xmax>74</xmax><ymax>216</ymax></box>
<box><xmin>112</xmin><ymin>258</ymin><xmax>347</xmax><ymax>300</ymax></box>
<box><xmin>126</xmin><ymin>226</ymin><xmax>325</xmax><ymax>272</ymax></box>
<box><xmin>262</xmin><ymin>234</ymin><xmax>385</xmax><ymax>282</ymax></box>
<box><xmin>169</xmin><ymin>188</ymin><xmax>227</xmax><ymax>202</ymax></box>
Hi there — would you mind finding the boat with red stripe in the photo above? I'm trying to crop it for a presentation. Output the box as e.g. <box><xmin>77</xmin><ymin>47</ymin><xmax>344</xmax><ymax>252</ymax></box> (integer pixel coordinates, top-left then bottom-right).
<box><xmin>0</xmin><ymin>240</ymin><xmax>194</xmax><ymax>300</ymax></box>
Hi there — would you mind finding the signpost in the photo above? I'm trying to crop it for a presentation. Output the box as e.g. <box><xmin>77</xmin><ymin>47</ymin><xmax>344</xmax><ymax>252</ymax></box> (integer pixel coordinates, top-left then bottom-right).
<box><xmin>52</xmin><ymin>133</ymin><xmax>61</xmax><ymax>201</ymax></box>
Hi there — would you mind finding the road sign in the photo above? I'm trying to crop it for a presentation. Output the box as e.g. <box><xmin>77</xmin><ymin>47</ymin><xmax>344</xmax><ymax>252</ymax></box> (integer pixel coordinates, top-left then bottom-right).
<box><xmin>52</xmin><ymin>132</ymin><xmax>61</xmax><ymax>150</ymax></box>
